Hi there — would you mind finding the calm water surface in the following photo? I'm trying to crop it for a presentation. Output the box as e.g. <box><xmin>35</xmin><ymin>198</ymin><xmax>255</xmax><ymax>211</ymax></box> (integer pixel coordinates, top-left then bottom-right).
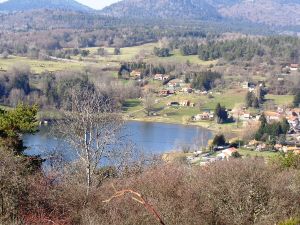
<box><xmin>24</xmin><ymin>121</ymin><xmax>213</xmax><ymax>157</ymax></box>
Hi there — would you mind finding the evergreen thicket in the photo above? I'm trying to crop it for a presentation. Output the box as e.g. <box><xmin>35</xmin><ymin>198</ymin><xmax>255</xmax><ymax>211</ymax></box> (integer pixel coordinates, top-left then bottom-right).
<box><xmin>255</xmin><ymin>114</ymin><xmax>290</xmax><ymax>144</ymax></box>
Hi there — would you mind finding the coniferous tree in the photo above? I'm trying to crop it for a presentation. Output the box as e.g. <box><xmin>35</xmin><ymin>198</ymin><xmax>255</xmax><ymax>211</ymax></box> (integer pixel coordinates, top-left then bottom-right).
<box><xmin>293</xmin><ymin>90</ymin><xmax>300</xmax><ymax>107</ymax></box>
<box><xmin>114</xmin><ymin>48</ymin><xmax>121</xmax><ymax>55</ymax></box>
<box><xmin>212</xmin><ymin>134</ymin><xmax>226</xmax><ymax>146</ymax></box>
<box><xmin>255</xmin><ymin>114</ymin><xmax>289</xmax><ymax>142</ymax></box>
<box><xmin>215</xmin><ymin>103</ymin><xmax>228</xmax><ymax>124</ymax></box>
<box><xmin>281</xmin><ymin>118</ymin><xmax>290</xmax><ymax>134</ymax></box>
<box><xmin>255</xmin><ymin>114</ymin><xmax>267</xmax><ymax>140</ymax></box>
<box><xmin>245</xmin><ymin>91</ymin><xmax>260</xmax><ymax>108</ymax></box>
<box><xmin>245</xmin><ymin>92</ymin><xmax>253</xmax><ymax>108</ymax></box>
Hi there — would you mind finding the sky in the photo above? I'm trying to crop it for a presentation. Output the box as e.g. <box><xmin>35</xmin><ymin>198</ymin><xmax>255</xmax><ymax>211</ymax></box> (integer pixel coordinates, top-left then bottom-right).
<box><xmin>76</xmin><ymin>0</ymin><xmax>120</xmax><ymax>9</ymax></box>
<box><xmin>0</xmin><ymin>0</ymin><xmax>121</xmax><ymax>9</ymax></box>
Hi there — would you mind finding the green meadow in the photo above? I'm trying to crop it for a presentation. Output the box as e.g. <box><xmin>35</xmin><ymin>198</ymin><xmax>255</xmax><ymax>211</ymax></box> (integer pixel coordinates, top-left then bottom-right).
<box><xmin>0</xmin><ymin>56</ymin><xmax>88</xmax><ymax>74</ymax></box>
<box><xmin>0</xmin><ymin>42</ymin><xmax>216</xmax><ymax>75</ymax></box>
<box><xmin>79</xmin><ymin>43</ymin><xmax>217</xmax><ymax>65</ymax></box>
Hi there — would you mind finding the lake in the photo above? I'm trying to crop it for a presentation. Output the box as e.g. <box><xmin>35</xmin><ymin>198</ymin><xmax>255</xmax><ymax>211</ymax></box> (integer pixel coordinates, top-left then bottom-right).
<box><xmin>24</xmin><ymin>121</ymin><xmax>213</xmax><ymax>157</ymax></box>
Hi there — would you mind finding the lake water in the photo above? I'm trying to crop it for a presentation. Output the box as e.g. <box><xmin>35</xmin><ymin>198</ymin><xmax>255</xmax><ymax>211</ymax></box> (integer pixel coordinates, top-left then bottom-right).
<box><xmin>24</xmin><ymin>121</ymin><xmax>213</xmax><ymax>157</ymax></box>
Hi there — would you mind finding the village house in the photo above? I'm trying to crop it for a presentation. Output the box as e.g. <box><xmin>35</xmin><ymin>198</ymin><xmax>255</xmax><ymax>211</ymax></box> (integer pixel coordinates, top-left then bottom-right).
<box><xmin>256</xmin><ymin>143</ymin><xmax>268</xmax><ymax>151</ymax></box>
<box><xmin>242</xmin><ymin>81</ymin><xmax>249</xmax><ymax>89</ymax></box>
<box><xmin>277</xmin><ymin>106</ymin><xmax>286</xmax><ymax>114</ymax></box>
<box><xmin>287</xmin><ymin>113</ymin><xmax>300</xmax><ymax>130</ymax></box>
<box><xmin>130</xmin><ymin>70</ymin><xmax>141</xmax><ymax>79</ymax></box>
<box><xmin>159</xmin><ymin>86</ymin><xmax>177</xmax><ymax>96</ymax></box>
<box><xmin>238</xmin><ymin>111</ymin><xmax>260</xmax><ymax>122</ymax></box>
<box><xmin>276</xmin><ymin>73</ymin><xmax>289</xmax><ymax>77</ymax></box>
<box><xmin>264</xmin><ymin>111</ymin><xmax>282</xmax><ymax>122</ymax></box>
<box><xmin>285</xmin><ymin>108</ymin><xmax>300</xmax><ymax>117</ymax></box>
<box><xmin>193</xmin><ymin>112</ymin><xmax>214</xmax><ymax>121</ymax></box>
<box><xmin>154</xmin><ymin>74</ymin><xmax>170</xmax><ymax>81</ymax></box>
<box><xmin>180</xmin><ymin>100</ymin><xmax>195</xmax><ymax>107</ymax></box>
<box><xmin>167</xmin><ymin>101</ymin><xmax>180</xmax><ymax>107</ymax></box>
<box><xmin>274</xmin><ymin>144</ymin><xmax>283</xmax><ymax>151</ymax></box>
<box><xmin>246</xmin><ymin>140</ymin><xmax>262</xmax><ymax>149</ymax></box>
<box><xmin>182</xmin><ymin>87</ymin><xmax>193</xmax><ymax>93</ymax></box>
<box><xmin>217</xmin><ymin>147</ymin><xmax>239</xmax><ymax>159</ymax></box>
<box><xmin>167</xmin><ymin>79</ymin><xmax>184</xmax><ymax>88</ymax></box>
<box><xmin>290</xmin><ymin>64</ymin><xmax>299</xmax><ymax>71</ymax></box>
<box><xmin>285</xmin><ymin>109</ymin><xmax>300</xmax><ymax>133</ymax></box>
<box><xmin>180</xmin><ymin>100</ymin><xmax>190</xmax><ymax>107</ymax></box>
<box><xmin>241</xmin><ymin>81</ymin><xmax>256</xmax><ymax>91</ymax></box>
<box><xmin>292</xmin><ymin>108</ymin><xmax>300</xmax><ymax>115</ymax></box>
<box><xmin>282</xmin><ymin>146</ymin><xmax>300</xmax><ymax>154</ymax></box>
<box><xmin>193</xmin><ymin>114</ymin><xmax>201</xmax><ymax>121</ymax></box>
<box><xmin>241</xmin><ymin>113</ymin><xmax>251</xmax><ymax>121</ymax></box>
<box><xmin>159</xmin><ymin>90</ymin><xmax>172</xmax><ymax>96</ymax></box>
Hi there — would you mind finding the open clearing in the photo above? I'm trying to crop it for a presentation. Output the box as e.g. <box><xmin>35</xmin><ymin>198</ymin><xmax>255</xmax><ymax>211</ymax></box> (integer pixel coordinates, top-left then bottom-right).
<box><xmin>123</xmin><ymin>88</ymin><xmax>293</xmax><ymax>131</ymax></box>
<box><xmin>79</xmin><ymin>43</ymin><xmax>217</xmax><ymax>65</ymax></box>
<box><xmin>123</xmin><ymin>88</ymin><xmax>248</xmax><ymax>130</ymax></box>
<box><xmin>265</xmin><ymin>94</ymin><xmax>294</xmax><ymax>105</ymax></box>
<box><xmin>0</xmin><ymin>56</ymin><xmax>88</xmax><ymax>73</ymax></box>
<box><xmin>0</xmin><ymin>42</ymin><xmax>216</xmax><ymax>74</ymax></box>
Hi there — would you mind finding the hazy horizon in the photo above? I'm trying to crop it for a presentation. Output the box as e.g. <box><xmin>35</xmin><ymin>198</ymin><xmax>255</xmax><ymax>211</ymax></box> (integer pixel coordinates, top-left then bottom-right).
<box><xmin>0</xmin><ymin>0</ymin><xmax>121</xmax><ymax>9</ymax></box>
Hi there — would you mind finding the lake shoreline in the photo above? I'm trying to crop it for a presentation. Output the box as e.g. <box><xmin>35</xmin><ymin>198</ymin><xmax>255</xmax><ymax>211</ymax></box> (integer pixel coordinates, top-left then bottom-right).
<box><xmin>125</xmin><ymin>117</ymin><xmax>222</xmax><ymax>133</ymax></box>
<box><xmin>36</xmin><ymin>109</ymin><xmax>216</xmax><ymax>132</ymax></box>
<box><xmin>36</xmin><ymin>107</ymin><xmax>239</xmax><ymax>135</ymax></box>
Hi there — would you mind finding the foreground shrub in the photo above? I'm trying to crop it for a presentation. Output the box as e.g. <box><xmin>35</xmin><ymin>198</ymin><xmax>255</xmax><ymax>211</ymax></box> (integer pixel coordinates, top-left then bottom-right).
<box><xmin>3</xmin><ymin>157</ymin><xmax>300</xmax><ymax>225</ymax></box>
<box><xmin>58</xmin><ymin>159</ymin><xmax>300</xmax><ymax>225</ymax></box>
<box><xmin>279</xmin><ymin>217</ymin><xmax>300</xmax><ymax>225</ymax></box>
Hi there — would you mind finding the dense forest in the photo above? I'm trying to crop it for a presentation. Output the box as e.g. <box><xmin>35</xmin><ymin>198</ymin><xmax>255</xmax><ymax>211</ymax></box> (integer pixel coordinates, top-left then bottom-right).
<box><xmin>171</xmin><ymin>36</ymin><xmax>300</xmax><ymax>63</ymax></box>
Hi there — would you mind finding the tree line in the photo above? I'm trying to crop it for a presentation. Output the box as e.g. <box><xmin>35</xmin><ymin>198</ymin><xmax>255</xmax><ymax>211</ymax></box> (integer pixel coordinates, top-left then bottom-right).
<box><xmin>172</xmin><ymin>36</ymin><xmax>300</xmax><ymax>63</ymax></box>
<box><xmin>0</xmin><ymin>65</ymin><xmax>141</xmax><ymax>111</ymax></box>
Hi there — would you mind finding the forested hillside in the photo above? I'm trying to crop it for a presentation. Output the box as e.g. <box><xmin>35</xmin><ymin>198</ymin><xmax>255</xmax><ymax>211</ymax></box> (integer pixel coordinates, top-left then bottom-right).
<box><xmin>101</xmin><ymin>0</ymin><xmax>221</xmax><ymax>20</ymax></box>
<box><xmin>0</xmin><ymin>0</ymin><xmax>91</xmax><ymax>11</ymax></box>
<box><xmin>102</xmin><ymin>0</ymin><xmax>300</xmax><ymax>26</ymax></box>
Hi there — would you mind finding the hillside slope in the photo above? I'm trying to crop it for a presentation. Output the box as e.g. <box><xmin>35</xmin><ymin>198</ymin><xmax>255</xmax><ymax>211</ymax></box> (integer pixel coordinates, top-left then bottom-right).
<box><xmin>101</xmin><ymin>0</ymin><xmax>300</xmax><ymax>26</ymax></box>
<box><xmin>0</xmin><ymin>0</ymin><xmax>92</xmax><ymax>12</ymax></box>
<box><xmin>101</xmin><ymin>0</ymin><xmax>222</xmax><ymax>20</ymax></box>
<box><xmin>219</xmin><ymin>0</ymin><xmax>300</xmax><ymax>26</ymax></box>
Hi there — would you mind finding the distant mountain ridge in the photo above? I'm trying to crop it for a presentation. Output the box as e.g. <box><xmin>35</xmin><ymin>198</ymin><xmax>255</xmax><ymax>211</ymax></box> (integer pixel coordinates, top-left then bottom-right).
<box><xmin>0</xmin><ymin>0</ymin><xmax>92</xmax><ymax>12</ymax></box>
<box><xmin>101</xmin><ymin>0</ymin><xmax>222</xmax><ymax>21</ymax></box>
<box><xmin>1</xmin><ymin>0</ymin><xmax>300</xmax><ymax>27</ymax></box>
<box><xmin>101</xmin><ymin>0</ymin><xmax>300</xmax><ymax>26</ymax></box>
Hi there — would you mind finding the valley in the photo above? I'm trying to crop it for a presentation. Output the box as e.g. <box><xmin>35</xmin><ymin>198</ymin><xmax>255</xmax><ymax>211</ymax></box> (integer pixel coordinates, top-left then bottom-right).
<box><xmin>1</xmin><ymin>1</ymin><xmax>300</xmax><ymax>225</ymax></box>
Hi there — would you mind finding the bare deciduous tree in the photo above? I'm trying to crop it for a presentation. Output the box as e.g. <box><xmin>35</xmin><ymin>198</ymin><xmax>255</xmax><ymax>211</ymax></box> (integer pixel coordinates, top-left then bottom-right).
<box><xmin>143</xmin><ymin>92</ymin><xmax>156</xmax><ymax>116</ymax></box>
<box><xmin>57</xmin><ymin>87</ymin><xmax>124</xmax><ymax>197</ymax></box>
<box><xmin>8</xmin><ymin>88</ymin><xmax>25</xmax><ymax>107</ymax></box>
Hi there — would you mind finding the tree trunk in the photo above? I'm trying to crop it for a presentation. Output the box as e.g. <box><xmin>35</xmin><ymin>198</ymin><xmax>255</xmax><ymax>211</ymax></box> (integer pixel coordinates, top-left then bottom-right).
<box><xmin>86</xmin><ymin>163</ymin><xmax>91</xmax><ymax>197</ymax></box>
<box><xmin>85</xmin><ymin>131</ymin><xmax>92</xmax><ymax>197</ymax></box>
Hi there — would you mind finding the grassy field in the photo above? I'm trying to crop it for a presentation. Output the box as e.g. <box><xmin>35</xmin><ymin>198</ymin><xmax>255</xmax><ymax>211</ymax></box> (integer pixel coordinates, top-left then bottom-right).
<box><xmin>122</xmin><ymin>88</ymin><xmax>248</xmax><ymax>131</ymax></box>
<box><xmin>0</xmin><ymin>56</ymin><xmax>89</xmax><ymax>74</ymax></box>
<box><xmin>265</xmin><ymin>94</ymin><xmax>294</xmax><ymax>106</ymax></box>
<box><xmin>239</xmin><ymin>148</ymin><xmax>279</xmax><ymax>158</ymax></box>
<box><xmin>0</xmin><ymin>43</ymin><xmax>216</xmax><ymax>75</ymax></box>
<box><xmin>79</xmin><ymin>43</ymin><xmax>217</xmax><ymax>65</ymax></box>
<box><xmin>122</xmin><ymin>88</ymin><xmax>295</xmax><ymax>132</ymax></box>
<box><xmin>163</xmin><ymin>148</ymin><xmax>279</xmax><ymax>165</ymax></box>
<box><xmin>125</xmin><ymin>88</ymin><xmax>247</xmax><ymax>115</ymax></box>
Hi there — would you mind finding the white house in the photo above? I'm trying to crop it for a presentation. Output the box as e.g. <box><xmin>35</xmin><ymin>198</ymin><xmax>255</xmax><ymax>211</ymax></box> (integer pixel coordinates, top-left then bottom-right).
<box><xmin>290</xmin><ymin>64</ymin><xmax>299</xmax><ymax>71</ymax></box>
<box><xmin>217</xmin><ymin>147</ymin><xmax>238</xmax><ymax>159</ymax></box>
